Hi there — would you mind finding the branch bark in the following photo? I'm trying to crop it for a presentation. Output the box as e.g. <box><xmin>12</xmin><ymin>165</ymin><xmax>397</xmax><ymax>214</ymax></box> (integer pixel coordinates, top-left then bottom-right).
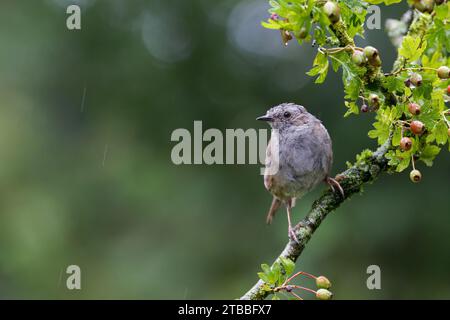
<box><xmin>241</xmin><ymin>7</ymin><xmax>434</xmax><ymax>301</ymax></box>
<box><xmin>240</xmin><ymin>140</ymin><xmax>390</xmax><ymax>300</ymax></box>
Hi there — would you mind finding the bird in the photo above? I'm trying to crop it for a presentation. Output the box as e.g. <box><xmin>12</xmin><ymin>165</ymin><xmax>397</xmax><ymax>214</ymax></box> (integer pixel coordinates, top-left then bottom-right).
<box><xmin>257</xmin><ymin>103</ymin><xmax>343</xmax><ymax>243</ymax></box>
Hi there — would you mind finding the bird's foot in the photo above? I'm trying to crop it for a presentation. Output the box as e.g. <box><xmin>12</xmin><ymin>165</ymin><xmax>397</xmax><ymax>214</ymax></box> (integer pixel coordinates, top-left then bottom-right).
<box><xmin>288</xmin><ymin>227</ymin><xmax>299</xmax><ymax>244</ymax></box>
<box><xmin>326</xmin><ymin>177</ymin><xmax>344</xmax><ymax>199</ymax></box>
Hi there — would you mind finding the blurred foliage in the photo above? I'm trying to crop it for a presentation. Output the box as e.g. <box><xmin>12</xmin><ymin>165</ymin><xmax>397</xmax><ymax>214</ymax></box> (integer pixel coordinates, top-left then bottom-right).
<box><xmin>0</xmin><ymin>0</ymin><xmax>448</xmax><ymax>299</ymax></box>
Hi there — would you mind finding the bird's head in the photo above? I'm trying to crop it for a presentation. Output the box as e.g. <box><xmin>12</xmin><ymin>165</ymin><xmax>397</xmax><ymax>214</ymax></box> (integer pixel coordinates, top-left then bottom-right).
<box><xmin>257</xmin><ymin>103</ymin><xmax>311</xmax><ymax>130</ymax></box>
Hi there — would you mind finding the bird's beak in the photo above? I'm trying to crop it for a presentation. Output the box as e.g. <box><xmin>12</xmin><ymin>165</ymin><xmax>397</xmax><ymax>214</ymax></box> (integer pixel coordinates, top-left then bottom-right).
<box><xmin>256</xmin><ymin>115</ymin><xmax>274</xmax><ymax>122</ymax></box>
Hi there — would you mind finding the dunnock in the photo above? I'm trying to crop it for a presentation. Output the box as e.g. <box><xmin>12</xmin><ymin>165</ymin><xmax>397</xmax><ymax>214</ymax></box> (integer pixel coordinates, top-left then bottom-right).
<box><xmin>257</xmin><ymin>103</ymin><xmax>343</xmax><ymax>243</ymax></box>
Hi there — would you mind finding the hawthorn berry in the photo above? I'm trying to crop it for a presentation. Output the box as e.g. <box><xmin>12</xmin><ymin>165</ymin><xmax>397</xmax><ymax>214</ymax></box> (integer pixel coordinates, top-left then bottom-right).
<box><xmin>400</xmin><ymin>137</ymin><xmax>413</xmax><ymax>151</ymax></box>
<box><xmin>408</xmin><ymin>102</ymin><xmax>421</xmax><ymax>115</ymax></box>
<box><xmin>404</xmin><ymin>79</ymin><xmax>412</xmax><ymax>88</ymax></box>
<box><xmin>364</xmin><ymin>46</ymin><xmax>379</xmax><ymax>60</ymax></box>
<box><xmin>297</xmin><ymin>27</ymin><xmax>308</xmax><ymax>39</ymax></box>
<box><xmin>437</xmin><ymin>66</ymin><xmax>450</xmax><ymax>79</ymax></box>
<box><xmin>369</xmin><ymin>94</ymin><xmax>380</xmax><ymax>107</ymax></box>
<box><xmin>447</xmin><ymin>85</ymin><xmax>450</xmax><ymax>95</ymax></box>
<box><xmin>270</xmin><ymin>13</ymin><xmax>279</xmax><ymax>20</ymax></box>
<box><xmin>360</xmin><ymin>104</ymin><xmax>369</xmax><ymax>113</ymax></box>
<box><xmin>410</xmin><ymin>120</ymin><xmax>425</xmax><ymax>135</ymax></box>
<box><xmin>352</xmin><ymin>51</ymin><xmax>366</xmax><ymax>66</ymax></box>
<box><xmin>410</xmin><ymin>73</ymin><xmax>423</xmax><ymax>87</ymax></box>
<box><xmin>280</xmin><ymin>30</ymin><xmax>293</xmax><ymax>46</ymax></box>
<box><xmin>316</xmin><ymin>276</ymin><xmax>332</xmax><ymax>289</ymax></box>
<box><xmin>316</xmin><ymin>289</ymin><xmax>333</xmax><ymax>300</ymax></box>
<box><xmin>323</xmin><ymin>1</ymin><xmax>340</xmax><ymax>23</ymax></box>
<box><xmin>410</xmin><ymin>169</ymin><xmax>422</xmax><ymax>183</ymax></box>
<box><xmin>448</xmin><ymin>127</ymin><xmax>450</xmax><ymax>137</ymax></box>
<box><xmin>415</xmin><ymin>0</ymin><xmax>435</xmax><ymax>13</ymax></box>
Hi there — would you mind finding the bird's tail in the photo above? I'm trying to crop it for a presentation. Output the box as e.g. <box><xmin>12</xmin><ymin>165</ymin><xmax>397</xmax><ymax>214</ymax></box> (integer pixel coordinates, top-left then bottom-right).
<box><xmin>266</xmin><ymin>197</ymin><xmax>281</xmax><ymax>224</ymax></box>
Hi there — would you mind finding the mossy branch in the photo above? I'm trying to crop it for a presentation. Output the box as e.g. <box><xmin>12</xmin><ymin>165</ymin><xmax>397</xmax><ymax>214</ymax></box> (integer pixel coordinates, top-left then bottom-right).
<box><xmin>241</xmin><ymin>7</ymin><xmax>435</xmax><ymax>301</ymax></box>
<box><xmin>240</xmin><ymin>139</ymin><xmax>390</xmax><ymax>300</ymax></box>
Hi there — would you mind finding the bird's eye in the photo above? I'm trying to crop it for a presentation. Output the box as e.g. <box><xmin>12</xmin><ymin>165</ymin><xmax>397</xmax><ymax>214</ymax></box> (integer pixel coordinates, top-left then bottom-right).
<box><xmin>283</xmin><ymin>111</ymin><xmax>291</xmax><ymax>118</ymax></box>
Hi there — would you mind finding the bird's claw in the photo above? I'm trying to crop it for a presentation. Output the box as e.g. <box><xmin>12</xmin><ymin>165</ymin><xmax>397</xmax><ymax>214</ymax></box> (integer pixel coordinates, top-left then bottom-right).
<box><xmin>288</xmin><ymin>227</ymin><xmax>299</xmax><ymax>244</ymax></box>
<box><xmin>327</xmin><ymin>177</ymin><xmax>344</xmax><ymax>199</ymax></box>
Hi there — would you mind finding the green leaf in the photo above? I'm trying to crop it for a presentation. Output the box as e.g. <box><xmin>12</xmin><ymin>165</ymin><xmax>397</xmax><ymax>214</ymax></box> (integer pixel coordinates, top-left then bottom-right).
<box><xmin>261</xmin><ymin>264</ymin><xmax>271</xmax><ymax>274</ymax></box>
<box><xmin>257</xmin><ymin>272</ymin><xmax>271</xmax><ymax>283</ymax></box>
<box><xmin>398</xmin><ymin>36</ymin><xmax>427</xmax><ymax>62</ymax></box>
<box><xmin>368</xmin><ymin>107</ymin><xmax>399</xmax><ymax>145</ymax></box>
<box><xmin>272</xmin><ymin>294</ymin><xmax>281</xmax><ymax>300</ymax></box>
<box><xmin>435</xmin><ymin>120</ymin><xmax>449</xmax><ymax>145</ymax></box>
<box><xmin>383</xmin><ymin>76</ymin><xmax>405</xmax><ymax>93</ymax></box>
<box><xmin>419</xmin><ymin>145</ymin><xmax>441</xmax><ymax>166</ymax></box>
<box><xmin>392</xmin><ymin>126</ymin><xmax>402</xmax><ymax>146</ymax></box>
<box><xmin>344</xmin><ymin>101</ymin><xmax>359</xmax><ymax>117</ymax></box>
<box><xmin>279</xmin><ymin>257</ymin><xmax>295</xmax><ymax>276</ymax></box>
<box><xmin>307</xmin><ymin>51</ymin><xmax>329</xmax><ymax>83</ymax></box>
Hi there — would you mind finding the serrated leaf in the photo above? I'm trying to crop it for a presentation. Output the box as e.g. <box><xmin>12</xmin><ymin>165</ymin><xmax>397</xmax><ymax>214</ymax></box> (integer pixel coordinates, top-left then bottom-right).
<box><xmin>420</xmin><ymin>145</ymin><xmax>441</xmax><ymax>166</ymax></box>
<box><xmin>306</xmin><ymin>51</ymin><xmax>329</xmax><ymax>83</ymax></box>
<box><xmin>398</xmin><ymin>36</ymin><xmax>427</xmax><ymax>62</ymax></box>
<box><xmin>435</xmin><ymin>120</ymin><xmax>449</xmax><ymax>145</ymax></box>
<box><xmin>279</xmin><ymin>257</ymin><xmax>295</xmax><ymax>276</ymax></box>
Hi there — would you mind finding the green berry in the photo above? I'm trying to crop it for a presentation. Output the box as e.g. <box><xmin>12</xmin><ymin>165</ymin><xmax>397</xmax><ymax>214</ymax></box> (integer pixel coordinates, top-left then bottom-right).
<box><xmin>316</xmin><ymin>289</ymin><xmax>333</xmax><ymax>300</ymax></box>
<box><xmin>316</xmin><ymin>276</ymin><xmax>332</xmax><ymax>289</ymax></box>
<box><xmin>352</xmin><ymin>51</ymin><xmax>366</xmax><ymax>66</ymax></box>
<box><xmin>323</xmin><ymin>1</ymin><xmax>340</xmax><ymax>23</ymax></box>
<box><xmin>410</xmin><ymin>169</ymin><xmax>422</xmax><ymax>183</ymax></box>
<box><xmin>297</xmin><ymin>27</ymin><xmax>308</xmax><ymax>39</ymax></box>
<box><xmin>410</xmin><ymin>73</ymin><xmax>423</xmax><ymax>87</ymax></box>
<box><xmin>437</xmin><ymin>66</ymin><xmax>450</xmax><ymax>79</ymax></box>
<box><xmin>415</xmin><ymin>0</ymin><xmax>434</xmax><ymax>13</ymax></box>
<box><xmin>364</xmin><ymin>46</ymin><xmax>379</xmax><ymax>60</ymax></box>
<box><xmin>400</xmin><ymin>137</ymin><xmax>413</xmax><ymax>151</ymax></box>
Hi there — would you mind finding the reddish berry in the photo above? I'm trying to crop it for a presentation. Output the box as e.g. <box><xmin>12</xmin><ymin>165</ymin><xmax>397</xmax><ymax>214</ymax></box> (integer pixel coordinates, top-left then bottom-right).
<box><xmin>410</xmin><ymin>73</ymin><xmax>423</xmax><ymax>87</ymax></box>
<box><xmin>404</xmin><ymin>79</ymin><xmax>411</xmax><ymax>87</ymax></box>
<box><xmin>410</xmin><ymin>169</ymin><xmax>422</xmax><ymax>183</ymax></box>
<box><xmin>448</xmin><ymin>128</ymin><xmax>450</xmax><ymax>137</ymax></box>
<box><xmin>270</xmin><ymin>13</ymin><xmax>279</xmax><ymax>20</ymax></box>
<box><xmin>280</xmin><ymin>30</ymin><xmax>292</xmax><ymax>46</ymax></box>
<box><xmin>447</xmin><ymin>85</ymin><xmax>450</xmax><ymax>95</ymax></box>
<box><xmin>400</xmin><ymin>137</ymin><xmax>413</xmax><ymax>151</ymax></box>
<box><xmin>408</xmin><ymin>103</ymin><xmax>421</xmax><ymax>115</ymax></box>
<box><xmin>410</xmin><ymin>120</ymin><xmax>425</xmax><ymax>135</ymax></box>
<box><xmin>360</xmin><ymin>104</ymin><xmax>369</xmax><ymax>113</ymax></box>
<box><xmin>437</xmin><ymin>66</ymin><xmax>450</xmax><ymax>79</ymax></box>
<box><xmin>324</xmin><ymin>1</ymin><xmax>340</xmax><ymax>23</ymax></box>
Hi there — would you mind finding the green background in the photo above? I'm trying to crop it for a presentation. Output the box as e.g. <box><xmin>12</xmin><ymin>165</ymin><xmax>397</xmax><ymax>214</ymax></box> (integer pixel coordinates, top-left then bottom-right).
<box><xmin>0</xmin><ymin>0</ymin><xmax>448</xmax><ymax>299</ymax></box>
